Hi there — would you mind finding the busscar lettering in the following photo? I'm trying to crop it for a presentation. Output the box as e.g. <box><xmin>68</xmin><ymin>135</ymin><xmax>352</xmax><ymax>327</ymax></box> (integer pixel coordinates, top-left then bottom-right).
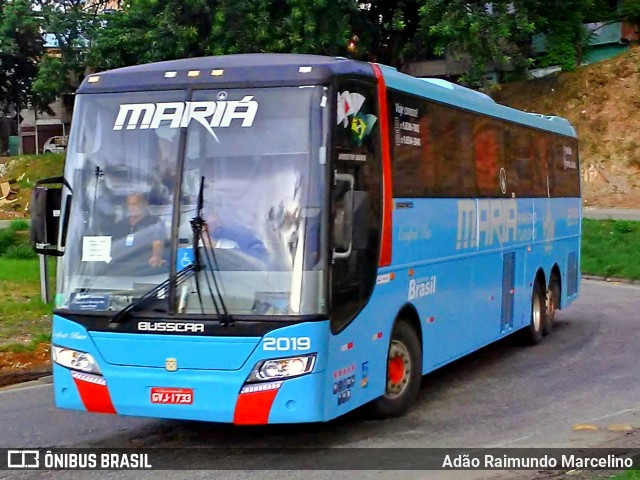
<box><xmin>113</xmin><ymin>97</ymin><xmax>259</xmax><ymax>141</ymax></box>
<box><xmin>137</xmin><ymin>321</ymin><xmax>205</xmax><ymax>333</ymax></box>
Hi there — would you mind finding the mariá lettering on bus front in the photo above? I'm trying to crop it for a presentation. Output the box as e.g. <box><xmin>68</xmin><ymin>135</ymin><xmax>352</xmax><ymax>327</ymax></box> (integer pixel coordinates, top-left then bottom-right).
<box><xmin>112</xmin><ymin>97</ymin><xmax>259</xmax><ymax>142</ymax></box>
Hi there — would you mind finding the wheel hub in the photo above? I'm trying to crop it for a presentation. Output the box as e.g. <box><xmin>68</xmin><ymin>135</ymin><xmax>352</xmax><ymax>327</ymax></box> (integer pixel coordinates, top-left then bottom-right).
<box><xmin>386</xmin><ymin>340</ymin><xmax>411</xmax><ymax>398</ymax></box>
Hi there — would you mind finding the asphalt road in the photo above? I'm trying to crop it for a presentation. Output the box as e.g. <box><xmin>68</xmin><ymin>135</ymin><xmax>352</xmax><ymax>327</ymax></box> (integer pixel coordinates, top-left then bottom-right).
<box><xmin>2</xmin><ymin>279</ymin><xmax>640</xmax><ymax>480</ymax></box>
<box><xmin>583</xmin><ymin>208</ymin><xmax>640</xmax><ymax>221</ymax></box>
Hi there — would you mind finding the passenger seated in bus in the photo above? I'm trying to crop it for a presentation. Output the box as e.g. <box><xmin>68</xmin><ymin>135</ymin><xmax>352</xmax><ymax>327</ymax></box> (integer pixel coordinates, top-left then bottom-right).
<box><xmin>109</xmin><ymin>193</ymin><xmax>167</xmax><ymax>272</ymax></box>
<box><xmin>201</xmin><ymin>211</ymin><xmax>271</xmax><ymax>270</ymax></box>
<box><xmin>203</xmin><ymin>212</ymin><xmax>240</xmax><ymax>249</ymax></box>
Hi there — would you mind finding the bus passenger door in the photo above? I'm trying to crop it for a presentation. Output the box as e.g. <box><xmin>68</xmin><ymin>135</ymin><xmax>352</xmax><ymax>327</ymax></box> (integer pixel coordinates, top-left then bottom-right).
<box><xmin>330</xmin><ymin>79</ymin><xmax>382</xmax><ymax>331</ymax></box>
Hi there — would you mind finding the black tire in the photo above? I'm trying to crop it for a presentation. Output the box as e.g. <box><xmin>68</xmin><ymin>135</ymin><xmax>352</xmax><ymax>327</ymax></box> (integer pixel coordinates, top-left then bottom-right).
<box><xmin>369</xmin><ymin>320</ymin><xmax>422</xmax><ymax>418</ymax></box>
<box><xmin>520</xmin><ymin>282</ymin><xmax>545</xmax><ymax>345</ymax></box>
<box><xmin>544</xmin><ymin>275</ymin><xmax>561</xmax><ymax>336</ymax></box>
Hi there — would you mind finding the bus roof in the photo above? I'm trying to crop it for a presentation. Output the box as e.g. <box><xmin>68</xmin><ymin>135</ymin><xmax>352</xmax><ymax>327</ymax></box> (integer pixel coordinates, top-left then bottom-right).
<box><xmin>79</xmin><ymin>53</ymin><xmax>576</xmax><ymax>138</ymax></box>
<box><xmin>78</xmin><ymin>53</ymin><xmax>374</xmax><ymax>93</ymax></box>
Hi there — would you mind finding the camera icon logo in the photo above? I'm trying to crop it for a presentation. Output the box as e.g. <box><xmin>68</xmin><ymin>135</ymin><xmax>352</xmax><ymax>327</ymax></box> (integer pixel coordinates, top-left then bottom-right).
<box><xmin>7</xmin><ymin>450</ymin><xmax>40</xmax><ymax>469</ymax></box>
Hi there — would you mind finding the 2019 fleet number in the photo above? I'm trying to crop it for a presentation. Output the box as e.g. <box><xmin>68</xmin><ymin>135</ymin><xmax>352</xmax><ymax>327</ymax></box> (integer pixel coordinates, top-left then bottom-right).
<box><xmin>263</xmin><ymin>337</ymin><xmax>311</xmax><ymax>351</ymax></box>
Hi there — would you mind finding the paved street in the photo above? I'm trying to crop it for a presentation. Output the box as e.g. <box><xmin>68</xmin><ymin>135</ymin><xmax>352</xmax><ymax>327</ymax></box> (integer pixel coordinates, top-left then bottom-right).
<box><xmin>583</xmin><ymin>208</ymin><xmax>640</xmax><ymax>221</ymax></box>
<box><xmin>1</xmin><ymin>279</ymin><xmax>639</xmax><ymax>479</ymax></box>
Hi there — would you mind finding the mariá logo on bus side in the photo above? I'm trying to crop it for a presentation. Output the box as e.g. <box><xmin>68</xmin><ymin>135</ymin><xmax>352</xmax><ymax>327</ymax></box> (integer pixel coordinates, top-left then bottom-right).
<box><xmin>456</xmin><ymin>199</ymin><xmax>518</xmax><ymax>250</ymax></box>
<box><xmin>112</xmin><ymin>96</ymin><xmax>259</xmax><ymax>142</ymax></box>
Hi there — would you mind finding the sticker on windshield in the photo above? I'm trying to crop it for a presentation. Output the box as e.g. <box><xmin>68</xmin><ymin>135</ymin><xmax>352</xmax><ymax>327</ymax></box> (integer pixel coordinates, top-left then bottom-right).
<box><xmin>69</xmin><ymin>293</ymin><xmax>111</xmax><ymax>311</ymax></box>
<box><xmin>82</xmin><ymin>236</ymin><xmax>112</xmax><ymax>263</ymax></box>
<box><xmin>337</xmin><ymin>91</ymin><xmax>377</xmax><ymax>146</ymax></box>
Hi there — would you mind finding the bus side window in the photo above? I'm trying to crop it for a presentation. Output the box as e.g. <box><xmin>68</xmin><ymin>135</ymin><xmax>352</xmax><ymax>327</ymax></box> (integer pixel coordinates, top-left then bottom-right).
<box><xmin>473</xmin><ymin>120</ymin><xmax>501</xmax><ymax>197</ymax></box>
<box><xmin>504</xmin><ymin>127</ymin><xmax>525</xmax><ymax>197</ymax></box>
<box><xmin>432</xmin><ymin>105</ymin><xmax>457</xmax><ymax>196</ymax></box>
<box><xmin>388</xmin><ymin>91</ymin><xmax>429</xmax><ymax>197</ymax></box>
<box><xmin>550</xmin><ymin>139</ymin><xmax>579</xmax><ymax>197</ymax></box>
<box><xmin>454</xmin><ymin>112</ymin><xmax>478</xmax><ymax>197</ymax></box>
<box><xmin>532</xmin><ymin>132</ymin><xmax>550</xmax><ymax>197</ymax></box>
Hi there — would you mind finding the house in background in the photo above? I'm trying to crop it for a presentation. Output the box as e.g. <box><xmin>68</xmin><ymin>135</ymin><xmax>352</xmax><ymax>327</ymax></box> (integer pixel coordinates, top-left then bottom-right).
<box><xmin>17</xmin><ymin>0</ymin><xmax>123</xmax><ymax>155</ymax></box>
<box><xmin>532</xmin><ymin>20</ymin><xmax>639</xmax><ymax>65</ymax></box>
<box><xmin>18</xmin><ymin>34</ymin><xmax>72</xmax><ymax>155</ymax></box>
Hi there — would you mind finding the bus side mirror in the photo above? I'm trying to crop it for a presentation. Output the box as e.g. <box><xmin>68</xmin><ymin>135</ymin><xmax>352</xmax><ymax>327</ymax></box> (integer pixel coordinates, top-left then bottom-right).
<box><xmin>30</xmin><ymin>177</ymin><xmax>72</xmax><ymax>257</ymax></box>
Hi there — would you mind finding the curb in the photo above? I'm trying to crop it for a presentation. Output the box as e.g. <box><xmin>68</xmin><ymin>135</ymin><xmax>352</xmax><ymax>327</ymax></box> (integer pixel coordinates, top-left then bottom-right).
<box><xmin>581</xmin><ymin>274</ymin><xmax>640</xmax><ymax>285</ymax></box>
<box><xmin>0</xmin><ymin>369</ymin><xmax>52</xmax><ymax>391</ymax></box>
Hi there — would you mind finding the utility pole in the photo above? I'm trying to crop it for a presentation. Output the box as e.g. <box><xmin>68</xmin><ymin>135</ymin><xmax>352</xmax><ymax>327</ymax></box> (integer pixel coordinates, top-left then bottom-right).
<box><xmin>16</xmin><ymin>100</ymin><xmax>22</xmax><ymax>155</ymax></box>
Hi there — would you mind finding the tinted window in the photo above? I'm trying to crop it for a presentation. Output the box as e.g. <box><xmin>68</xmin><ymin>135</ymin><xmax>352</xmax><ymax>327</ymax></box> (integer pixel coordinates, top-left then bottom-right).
<box><xmin>473</xmin><ymin>118</ymin><xmax>503</xmax><ymax>197</ymax></box>
<box><xmin>388</xmin><ymin>91</ymin><xmax>431</xmax><ymax>196</ymax></box>
<box><xmin>388</xmin><ymin>89</ymin><xmax>578</xmax><ymax>199</ymax></box>
<box><xmin>550</xmin><ymin>138</ymin><xmax>580</xmax><ymax>197</ymax></box>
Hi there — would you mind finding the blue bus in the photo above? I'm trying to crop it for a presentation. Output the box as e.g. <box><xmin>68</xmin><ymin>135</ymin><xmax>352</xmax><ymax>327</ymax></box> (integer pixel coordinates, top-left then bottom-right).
<box><xmin>31</xmin><ymin>54</ymin><xmax>581</xmax><ymax>424</ymax></box>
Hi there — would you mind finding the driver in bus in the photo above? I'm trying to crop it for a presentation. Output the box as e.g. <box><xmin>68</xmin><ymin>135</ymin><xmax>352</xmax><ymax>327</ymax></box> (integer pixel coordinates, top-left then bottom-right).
<box><xmin>110</xmin><ymin>193</ymin><xmax>167</xmax><ymax>271</ymax></box>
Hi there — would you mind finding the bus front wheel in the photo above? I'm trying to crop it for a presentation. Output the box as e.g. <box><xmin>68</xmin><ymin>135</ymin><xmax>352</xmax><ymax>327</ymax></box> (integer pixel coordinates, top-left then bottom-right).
<box><xmin>369</xmin><ymin>320</ymin><xmax>422</xmax><ymax>418</ymax></box>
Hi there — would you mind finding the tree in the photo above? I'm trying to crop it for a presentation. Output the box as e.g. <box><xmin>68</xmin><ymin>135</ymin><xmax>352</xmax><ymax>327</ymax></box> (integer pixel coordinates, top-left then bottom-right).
<box><xmin>533</xmin><ymin>0</ymin><xmax>596</xmax><ymax>71</ymax></box>
<box><xmin>88</xmin><ymin>0</ymin><xmax>359</xmax><ymax>70</ymax></box>
<box><xmin>30</xmin><ymin>0</ymin><xmax>113</xmax><ymax>112</ymax></box>
<box><xmin>417</xmin><ymin>0</ymin><xmax>537</xmax><ymax>87</ymax></box>
<box><xmin>0</xmin><ymin>0</ymin><xmax>43</xmax><ymax>115</ymax></box>
<box><xmin>346</xmin><ymin>0</ymin><xmax>426</xmax><ymax>67</ymax></box>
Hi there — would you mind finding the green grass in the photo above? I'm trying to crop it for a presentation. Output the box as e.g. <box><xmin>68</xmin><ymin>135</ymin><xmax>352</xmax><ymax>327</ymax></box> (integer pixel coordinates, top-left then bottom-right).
<box><xmin>608</xmin><ymin>470</ymin><xmax>640</xmax><ymax>480</ymax></box>
<box><xmin>582</xmin><ymin>219</ymin><xmax>640</xmax><ymax>280</ymax></box>
<box><xmin>8</xmin><ymin>219</ymin><xmax>30</xmax><ymax>232</ymax></box>
<box><xmin>0</xmin><ymin>257</ymin><xmax>54</xmax><ymax>351</ymax></box>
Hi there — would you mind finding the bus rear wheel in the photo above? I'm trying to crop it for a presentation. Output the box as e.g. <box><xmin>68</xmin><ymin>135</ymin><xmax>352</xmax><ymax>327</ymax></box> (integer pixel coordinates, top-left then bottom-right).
<box><xmin>521</xmin><ymin>282</ymin><xmax>545</xmax><ymax>345</ymax></box>
<box><xmin>369</xmin><ymin>320</ymin><xmax>422</xmax><ymax>418</ymax></box>
<box><xmin>544</xmin><ymin>276</ymin><xmax>560</xmax><ymax>335</ymax></box>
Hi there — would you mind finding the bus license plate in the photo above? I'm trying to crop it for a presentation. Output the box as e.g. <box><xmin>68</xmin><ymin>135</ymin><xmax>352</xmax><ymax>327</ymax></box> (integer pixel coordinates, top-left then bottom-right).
<box><xmin>150</xmin><ymin>387</ymin><xmax>193</xmax><ymax>405</ymax></box>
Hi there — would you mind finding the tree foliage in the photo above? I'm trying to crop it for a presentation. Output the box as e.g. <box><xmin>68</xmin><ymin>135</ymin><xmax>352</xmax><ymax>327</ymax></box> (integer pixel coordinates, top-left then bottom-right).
<box><xmin>30</xmin><ymin>0</ymin><xmax>112</xmax><ymax>112</ymax></box>
<box><xmin>533</xmin><ymin>0</ymin><xmax>595</xmax><ymax>71</ymax></box>
<box><xmin>0</xmin><ymin>0</ymin><xmax>43</xmax><ymax>113</ymax></box>
<box><xmin>88</xmin><ymin>0</ymin><xmax>359</xmax><ymax>70</ymax></box>
<box><xmin>0</xmin><ymin>0</ymin><xmax>628</xmax><ymax>113</ymax></box>
<box><xmin>416</xmin><ymin>0</ymin><xmax>537</xmax><ymax>87</ymax></box>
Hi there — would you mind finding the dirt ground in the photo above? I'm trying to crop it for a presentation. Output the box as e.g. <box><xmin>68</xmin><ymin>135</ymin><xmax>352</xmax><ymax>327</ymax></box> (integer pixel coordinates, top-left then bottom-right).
<box><xmin>0</xmin><ymin>344</ymin><xmax>51</xmax><ymax>387</ymax></box>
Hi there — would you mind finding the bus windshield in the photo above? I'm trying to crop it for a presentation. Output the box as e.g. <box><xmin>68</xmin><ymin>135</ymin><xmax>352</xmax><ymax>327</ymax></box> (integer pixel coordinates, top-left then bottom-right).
<box><xmin>57</xmin><ymin>86</ymin><xmax>328</xmax><ymax>317</ymax></box>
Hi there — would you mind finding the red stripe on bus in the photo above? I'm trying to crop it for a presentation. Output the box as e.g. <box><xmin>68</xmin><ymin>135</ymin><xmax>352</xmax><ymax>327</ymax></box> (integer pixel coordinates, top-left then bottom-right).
<box><xmin>233</xmin><ymin>390</ymin><xmax>278</xmax><ymax>425</ymax></box>
<box><xmin>72</xmin><ymin>377</ymin><xmax>116</xmax><ymax>414</ymax></box>
<box><xmin>372</xmin><ymin>63</ymin><xmax>393</xmax><ymax>267</ymax></box>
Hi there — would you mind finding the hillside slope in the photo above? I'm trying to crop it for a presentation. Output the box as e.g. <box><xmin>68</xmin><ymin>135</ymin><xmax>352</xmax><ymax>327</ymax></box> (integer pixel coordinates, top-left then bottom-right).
<box><xmin>494</xmin><ymin>45</ymin><xmax>640</xmax><ymax>208</ymax></box>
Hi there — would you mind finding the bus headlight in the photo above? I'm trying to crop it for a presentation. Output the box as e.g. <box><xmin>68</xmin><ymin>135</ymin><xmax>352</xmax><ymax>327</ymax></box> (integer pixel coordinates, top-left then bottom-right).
<box><xmin>52</xmin><ymin>346</ymin><xmax>102</xmax><ymax>375</ymax></box>
<box><xmin>247</xmin><ymin>354</ymin><xmax>316</xmax><ymax>382</ymax></box>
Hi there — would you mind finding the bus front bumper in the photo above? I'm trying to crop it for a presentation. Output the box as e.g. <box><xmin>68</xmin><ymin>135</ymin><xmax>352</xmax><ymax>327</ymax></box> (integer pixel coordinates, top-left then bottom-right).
<box><xmin>53</xmin><ymin>362</ymin><xmax>326</xmax><ymax>424</ymax></box>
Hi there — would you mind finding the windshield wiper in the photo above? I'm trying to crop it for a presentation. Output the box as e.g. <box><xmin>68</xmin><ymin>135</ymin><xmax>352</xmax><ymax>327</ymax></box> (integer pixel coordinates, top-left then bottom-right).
<box><xmin>191</xmin><ymin>176</ymin><xmax>233</xmax><ymax>326</ymax></box>
<box><xmin>110</xmin><ymin>264</ymin><xmax>196</xmax><ymax>324</ymax></box>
